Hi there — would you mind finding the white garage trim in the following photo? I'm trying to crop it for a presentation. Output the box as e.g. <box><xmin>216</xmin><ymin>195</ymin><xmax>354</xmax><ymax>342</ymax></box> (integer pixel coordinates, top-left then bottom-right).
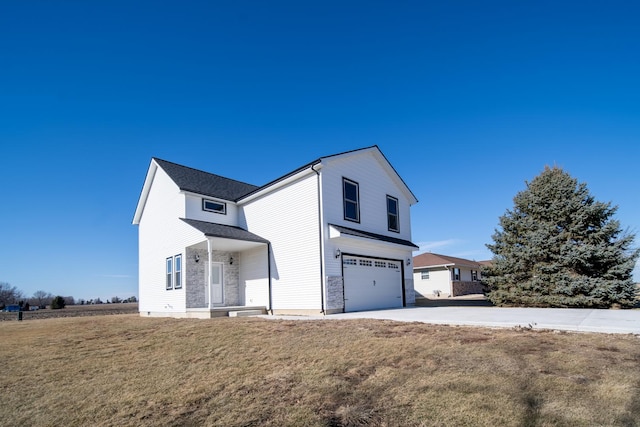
<box><xmin>342</xmin><ymin>254</ymin><xmax>404</xmax><ymax>312</ymax></box>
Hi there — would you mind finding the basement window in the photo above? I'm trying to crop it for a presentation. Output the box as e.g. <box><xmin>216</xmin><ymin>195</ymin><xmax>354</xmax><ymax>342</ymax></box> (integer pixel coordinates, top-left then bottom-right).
<box><xmin>203</xmin><ymin>199</ymin><xmax>226</xmax><ymax>215</ymax></box>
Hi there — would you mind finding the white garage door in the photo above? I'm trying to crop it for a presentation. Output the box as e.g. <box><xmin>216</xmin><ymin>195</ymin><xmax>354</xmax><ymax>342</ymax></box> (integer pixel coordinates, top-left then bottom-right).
<box><xmin>343</xmin><ymin>256</ymin><xmax>403</xmax><ymax>312</ymax></box>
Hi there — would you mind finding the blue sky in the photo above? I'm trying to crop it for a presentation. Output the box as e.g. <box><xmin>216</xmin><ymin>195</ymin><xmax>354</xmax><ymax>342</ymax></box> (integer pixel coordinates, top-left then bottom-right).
<box><xmin>1</xmin><ymin>1</ymin><xmax>638</xmax><ymax>301</ymax></box>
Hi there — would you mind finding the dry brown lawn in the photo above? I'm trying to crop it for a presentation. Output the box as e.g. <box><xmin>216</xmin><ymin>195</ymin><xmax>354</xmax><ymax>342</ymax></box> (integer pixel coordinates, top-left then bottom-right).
<box><xmin>1</xmin><ymin>314</ymin><xmax>639</xmax><ymax>426</ymax></box>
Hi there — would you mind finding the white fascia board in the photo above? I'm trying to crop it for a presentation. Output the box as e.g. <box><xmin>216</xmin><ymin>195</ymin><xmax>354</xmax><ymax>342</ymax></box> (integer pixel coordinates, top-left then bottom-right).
<box><xmin>329</xmin><ymin>225</ymin><xmax>417</xmax><ymax>250</ymax></box>
<box><xmin>414</xmin><ymin>263</ymin><xmax>454</xmax><ymax>269</ymax></box>
<box><xmin>371</xmin><ymin>151</ymin><xmax>418</xmax><ymax>205</ymax></box>
<box><xmin>324</xmin><ymin>147</ymin><xmax>417</xmax><ymax>205</ymax></box>
<box><xmin>132</xmin><ymin>160</ymin><xmax>158</xmax><ymax>225</ymax></box>
<box><xmin>238</xmin><ymin>165</ymin><xmax>320</xmax><ymax>204</ymax></box>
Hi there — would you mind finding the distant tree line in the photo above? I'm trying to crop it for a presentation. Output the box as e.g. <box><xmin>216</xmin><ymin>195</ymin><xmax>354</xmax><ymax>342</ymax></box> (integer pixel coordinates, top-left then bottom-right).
<box><xmin>0</xmin><ymin>282</ymin><xmax>137</xmax><ymax>310</ymax></box>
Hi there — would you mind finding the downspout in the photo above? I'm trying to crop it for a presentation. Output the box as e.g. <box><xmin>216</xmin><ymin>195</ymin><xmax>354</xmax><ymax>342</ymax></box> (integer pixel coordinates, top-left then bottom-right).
<box><xmin>207</xmin><ymin>238</ymin><xmax>212</xmax><ymax>309</ymax></box>
<box><xmin>267</xmin><ymin>243</ymin><xmax>273</xmax><ymax>315</ymax></box>
<box><xmin>311</xmin><ymin>164</ymin><xmax>326</xmax><ymax>315</ymax></box>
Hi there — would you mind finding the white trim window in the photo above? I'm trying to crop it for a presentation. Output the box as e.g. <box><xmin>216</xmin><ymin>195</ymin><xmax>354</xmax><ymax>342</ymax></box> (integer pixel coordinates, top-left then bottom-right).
<box><xmin>452</xmin><ymin>268</ymin><xmax>460</xmax><ymax>281</ymax></box>
<box><xmin>387</xmin><ymin>195</ymin><xmax>399</xmax><ymax>232</ymax></box>
<box><xmin>174</xmin><ymin>254</ymin><xmax>182</xmax><ymax>289</ymax></box>
<box><xmin>343</xmin><ymin>178</ymin><xmax>360</xmax><ymax>223</ymax></box>
<box><xmin>166</xmin><ymin>257</ymin><xmax>173</xmax><ymax>290</ymax></box>
<box><xmin>471</xmin><ymin>270</ymin><xmax>478</xmax><ymax>281</ymax></box>
<box><xmin>203</xmin><ymin>199</ymin><xmax>226</xmax><ymax>215</ymax></box>
<box><xmin>421</xmin><ymin>271</ymin><xmax>430</xmax><ymax>280</ymax></box>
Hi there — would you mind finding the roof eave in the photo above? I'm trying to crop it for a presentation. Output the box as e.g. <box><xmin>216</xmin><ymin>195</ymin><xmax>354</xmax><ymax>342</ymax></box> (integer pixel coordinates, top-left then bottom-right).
<box><xmin>132</xmin><ymin>159</ymin><xmax>159</xmax><ymax>225</ymax></box>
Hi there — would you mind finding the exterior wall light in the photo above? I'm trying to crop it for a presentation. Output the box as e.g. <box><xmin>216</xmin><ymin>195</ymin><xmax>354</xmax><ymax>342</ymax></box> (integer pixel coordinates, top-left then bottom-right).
<box><xmin>230</xmin><ymin>256</ymin><xmax>234</xmax><ymax>265</ymax></box>
<box><xmin>335</xmin><ymin>249</ymin><xmax>341</xmax><ymax>259</ymax></box>
<box><xmin>194</xmin><ymin>253</ymin><xmax>200</xmax><ymax>263</ymax></box>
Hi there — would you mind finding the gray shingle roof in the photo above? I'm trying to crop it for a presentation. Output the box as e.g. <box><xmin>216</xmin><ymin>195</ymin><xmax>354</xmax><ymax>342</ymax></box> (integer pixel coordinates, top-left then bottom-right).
<box><xmin>180</xmin><ymin>218</ymin><xmax>269</xmax><ymax>244</ymax></box>
<box><xmin>413</xmin><ymin>252</ymin><xmax>483</xmax><ymax>268</ymax></box>
<box><xmin>329</xmin><ymin>223</ymin><xmax>419</xmax><ymax>249</ymax></box>
<box><xmin>154</xmin><ymin>158</ymin><xmax>259</xmax><ymax>201</ymax></box>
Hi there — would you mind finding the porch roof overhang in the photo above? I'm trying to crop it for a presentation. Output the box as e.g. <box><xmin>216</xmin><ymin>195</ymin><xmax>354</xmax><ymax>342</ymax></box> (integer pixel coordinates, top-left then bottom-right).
<box><xmin>181</xmin><ymin>218</ymin><xmax>269</xmax><ymax>251</ymax></box>
<box><xmin>328</xmin><ymin>223</ymin><xmax>419</xmax><ymax>250</ymax></box>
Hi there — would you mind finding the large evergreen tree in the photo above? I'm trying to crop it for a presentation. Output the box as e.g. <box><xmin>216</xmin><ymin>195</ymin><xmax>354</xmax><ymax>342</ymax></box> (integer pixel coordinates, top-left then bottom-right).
<box><xmin>483</xmin><ymin>166</ymin><xmax>639</xmax><ymax>308</ymax></box>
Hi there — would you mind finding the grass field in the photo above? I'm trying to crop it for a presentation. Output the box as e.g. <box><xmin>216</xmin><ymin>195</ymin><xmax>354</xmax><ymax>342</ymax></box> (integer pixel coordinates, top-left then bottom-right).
<box><xmin>1</xmin><ymin>314</ymin><xmax>639</xmax><ymax>426</ymax></box>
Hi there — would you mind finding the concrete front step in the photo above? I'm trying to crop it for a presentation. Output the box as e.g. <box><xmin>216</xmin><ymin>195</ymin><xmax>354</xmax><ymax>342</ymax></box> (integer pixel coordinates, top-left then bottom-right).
<box><xmin>228</xmin><ymin>309</ymin><xmax>265</xmax><ymax>317</ymax></box>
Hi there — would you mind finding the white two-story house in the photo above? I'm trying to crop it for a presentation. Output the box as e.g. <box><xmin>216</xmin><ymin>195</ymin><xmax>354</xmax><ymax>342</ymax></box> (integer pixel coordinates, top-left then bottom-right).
<box><xmin>132</xmin><ymin>146</ymin><xmax>419</xmax><ymax>317</ymax></box>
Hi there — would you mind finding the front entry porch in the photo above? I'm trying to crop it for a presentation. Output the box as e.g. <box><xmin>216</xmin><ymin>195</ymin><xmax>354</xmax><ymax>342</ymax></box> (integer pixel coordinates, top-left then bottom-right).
<box><xmin>185</xmin><ymin>305</ymin><xmax>268</xmax><ymax>319</ymax></box>
<box><xmin>179</xmin><ymin>219</ymin><xmax>271</xmax><ymax>315</ymax></box>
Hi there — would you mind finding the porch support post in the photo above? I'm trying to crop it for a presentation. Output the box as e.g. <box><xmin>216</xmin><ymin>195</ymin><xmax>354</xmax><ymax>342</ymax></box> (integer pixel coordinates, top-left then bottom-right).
<box><xmin>207</xmin><ymin>238</ymin><xmax>212</xmax><ymax>310</ymax></box>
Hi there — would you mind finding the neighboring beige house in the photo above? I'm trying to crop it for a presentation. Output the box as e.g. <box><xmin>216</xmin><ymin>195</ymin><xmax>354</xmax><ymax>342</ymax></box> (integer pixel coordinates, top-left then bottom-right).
<box><xmin>413</xmin><ymin>253</ymin><xmax>488</xmax><ymax>298</ymax></box>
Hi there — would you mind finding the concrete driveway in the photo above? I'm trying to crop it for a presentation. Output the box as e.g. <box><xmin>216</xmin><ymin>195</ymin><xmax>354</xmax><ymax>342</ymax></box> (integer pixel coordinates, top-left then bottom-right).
<box><xmin>269</xmin><ymin>306</ymin><xmax>640</xmax><ymax>335</ymax></box>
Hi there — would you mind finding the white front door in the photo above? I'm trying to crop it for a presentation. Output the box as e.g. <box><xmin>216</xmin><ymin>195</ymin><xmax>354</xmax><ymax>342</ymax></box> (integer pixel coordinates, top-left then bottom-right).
<box><xmin>206</xmin><ymin>262</ymin><xmax>224</xmax><ymax>306</ymax></box>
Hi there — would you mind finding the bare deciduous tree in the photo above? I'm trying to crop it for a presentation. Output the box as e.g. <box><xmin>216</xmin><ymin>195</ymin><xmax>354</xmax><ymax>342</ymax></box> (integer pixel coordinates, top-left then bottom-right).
<box><xmin>0</xmin><ymin>282</ymin><xmax>23</xmax><ymax>307</ymax></box>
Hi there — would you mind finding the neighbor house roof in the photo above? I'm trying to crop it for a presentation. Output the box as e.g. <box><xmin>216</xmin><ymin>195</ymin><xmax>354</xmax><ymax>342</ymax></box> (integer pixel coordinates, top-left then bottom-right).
<box><xmin>180</xmin><ymin>218</ymin><xmax>269</xmax><ymax>244</ymax></box>
<box><xmin>413</xmin><ymin>252</ymin><xmax>483</xmax><ymax>269</ymax></box>
<box><xmin>154</xmin><ymin>158</ymin><xmax>259</xmax><ymax>201</ymax></box>
<box><xmin>329</xmin><ymin>223</ymin><xmax>419</xmax><ymax>249</ymax></box>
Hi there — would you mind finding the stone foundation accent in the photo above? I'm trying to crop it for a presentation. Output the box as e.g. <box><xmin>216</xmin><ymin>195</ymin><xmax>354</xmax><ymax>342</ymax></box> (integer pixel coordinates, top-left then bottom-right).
<box><xmin>451</xmin><ymin>281</ymin><xmax>484</xmax><ymax>297</ymax></box>
<box><xmin>404</xmin><ymin>278</ymin><xmax>416</xmax><ymax>305</ymax></box>
<box><xmin>326</xmin><ymin>275</ymin><xmax>344</xmax><ymax>312</ymax></box>
<box><xmin>185</xmin><ymin>247</ymin><xmax>239</xmax><ymax>308</ymax></box>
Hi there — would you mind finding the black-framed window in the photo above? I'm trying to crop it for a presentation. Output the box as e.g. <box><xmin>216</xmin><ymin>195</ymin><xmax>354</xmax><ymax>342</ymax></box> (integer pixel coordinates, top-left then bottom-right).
<box><xmin>343</xmin><ymin>178</ymin><xmax>360</xmax><ymax>222</ymax></box>
<box><xmin>203</xmin><ymin>199</ymin><xmax>226</xmax><ymax>215</ymax></box>
<box><xmin>452</xmin><ymin>268</ymin><xmax>460</xmax><ymax>281</ymax></box>
<box><xmin>166</xmin><ymin>257</ymin><xmax>173</xmax><ymax>290</ymax></box>
<box><xmin>471</xmin><ymin>270</ymin><xmax>478</xmax><ymax>281</ymax></box>
<box><xmin>174</xmin><ymin>254</ymin><xmax>182</xmax><ymax>289</ymax></box>
<box><xmin>387</xmin><ymin>195</ymin><xmax>399</xmax><ymax>232</ymax></box>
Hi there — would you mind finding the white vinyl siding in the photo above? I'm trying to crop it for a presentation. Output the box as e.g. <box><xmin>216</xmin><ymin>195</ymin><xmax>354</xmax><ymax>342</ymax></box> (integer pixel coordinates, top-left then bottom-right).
<box><xmin>138</xmin><ymin>167</ymin><xmax>208</xmax><ymax>313</ymax></box>
<box><xmin>320</xmin><ymin>152</ymin><xmax>415</xmax><ymax>299</ymax></box>
<box><xmin>321</xmin><ymin>151</ymin><xmax>413</xmax><ymax>244</ymax></box>
<box><xmin>241</xmin><ymin>171</ymin><xmax>321</xmax><ymax>311</ymax></box>
<box><xmin>239</xmin><ymin>245</ymin><xmax>270</xmax><ymax>306</ymax></box>
<box><xmin>413</xmin><ymin>268</ymin><xmax>452</xmax><ymax>297</ymax></box>
<box><xmin>184</xmin><ymin>193</ymin><xmax>239</xmax><ymax>226</ymax></box>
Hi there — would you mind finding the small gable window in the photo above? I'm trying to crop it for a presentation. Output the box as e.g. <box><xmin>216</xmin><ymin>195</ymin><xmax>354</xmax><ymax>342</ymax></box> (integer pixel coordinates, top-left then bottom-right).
<box><xmin>421</xmin><ymin>271</ymin><xmax>430</xmax><ymax>280</ymax></box>
<box><xmin>343</xmin><ymin>178</ymin><xmax>360</xmax><ymax>223</ymax></box>
<box><xmin>203</xmin><ymin>199</ymin><xmax>226</xmax><ymax>215</ymax></box>
<box><xmin>387</xmin><ymin>195</ymin><xmax>399</xmax><ymax>232</ymax></box>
